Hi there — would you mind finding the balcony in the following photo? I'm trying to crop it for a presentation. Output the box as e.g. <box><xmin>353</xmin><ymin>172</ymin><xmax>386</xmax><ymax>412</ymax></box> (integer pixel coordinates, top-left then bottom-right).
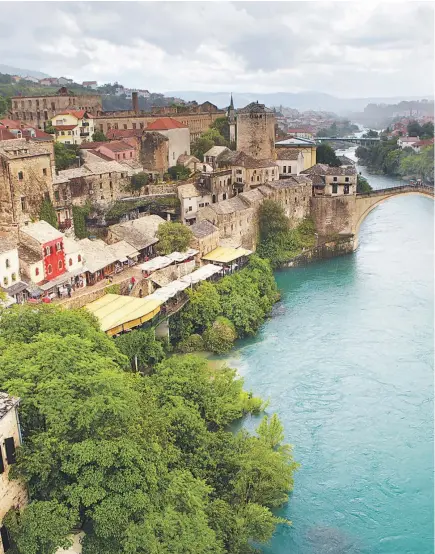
<box><xmin>80</xmin><ymin>128</ymin><xmax>90</xmax><ymax>136</ymax></box>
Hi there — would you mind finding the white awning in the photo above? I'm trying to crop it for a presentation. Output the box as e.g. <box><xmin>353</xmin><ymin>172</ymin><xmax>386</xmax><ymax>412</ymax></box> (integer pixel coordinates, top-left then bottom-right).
<box><xmin>167</xmin><ymin>249</ymin><xmax>199</xmax><ymax>263</ymax></box>
<box><xmin>139</xmin><ymin>256</ymin><xmax>173</xmax><ymax>272</ymax></box>
<box><xmin>180</xmin><ymin>264</ymin><xmax>222</xmax><ymax>285</ymax></box>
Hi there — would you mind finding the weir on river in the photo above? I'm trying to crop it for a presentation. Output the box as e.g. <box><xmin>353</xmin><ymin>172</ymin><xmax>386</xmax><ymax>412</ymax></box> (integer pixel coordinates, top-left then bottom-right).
<box><xmin>215</xmin><ymin>148</ymin><xmax>434</xmax><ymax>554</ymax></box>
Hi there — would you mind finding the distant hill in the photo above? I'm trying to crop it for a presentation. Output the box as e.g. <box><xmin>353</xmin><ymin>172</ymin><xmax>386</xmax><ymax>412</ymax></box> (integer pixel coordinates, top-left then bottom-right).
<box><xmin>166</xmin><ymin>90</ymin><xmax>434</xmax><ymax>114</ymax></box>
<box><xmin>0</xmin><ymin>65</ymin><xmax>50</xmax><ymax>79</ymax></box>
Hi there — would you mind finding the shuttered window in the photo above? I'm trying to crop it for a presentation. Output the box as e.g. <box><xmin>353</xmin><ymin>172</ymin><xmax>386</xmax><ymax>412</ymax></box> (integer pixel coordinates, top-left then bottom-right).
<box><xmin>4</xmin><ymin>438</ymin><xmax>16</xmax><ymax>465</ymax></box>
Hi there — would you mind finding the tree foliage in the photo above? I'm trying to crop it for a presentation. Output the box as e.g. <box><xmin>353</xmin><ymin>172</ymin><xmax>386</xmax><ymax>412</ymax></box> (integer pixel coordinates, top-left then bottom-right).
<box><xmin>72</xmin><ymin>204</ymin><xmax>91</xmax><ymax>239</ymax></box>
<box><xmin>257</xmin><ymin>201</ymin><xmax>317</xmax><ymax>267</ymax></box>
<box><xmin>203</xmin><ymin>317</ymin><xmax>237</xmax><ymax>354</ymax></box>
<box><xmin>115</xmin><ymin>328</ymin><xmax>165</xmax><ymax>371</ymax></box>
<box><xmin>91</xmin><ymin>130</ymin><xmax>109</xmax><ymax>142</ymax></box>
<box><xmin>54</xmin><ymin>143</ymin><xmax>81</xmax><ymax>171</ymax></box>
<box><xmin>167</xmin><ymin>164</ymin><xmax>191</xmax><ymax>181</ymax></box>
<box><xmin>191</xmin><ymin>122</ymin><xmax>230</xmax><ymax>161</ymax></box>
<box><xmin>0</xmin><ymin>305</ymin><xmax>297</xmax><ymax>554</ymax></box>
<box><xmin>127</xmin><ymin>171</ymin><xmax>149</xmax><ymax>193</ymax></box>
<box><xmin>356</xmin><ymin>174</ymin><xmax>373</xmax><ymax>193</ymax></box>
<box><xmin>39</xmin><ymin>198</ymin><xmax>58</xmax><ymax>229</ymax></box>
<box><xmin>316</xmin><ymin>143</ymin><xmax>341</xmax><ymax>166</ymax></box>
<box><xmin>405</xmin><ymin>120</ymin><xmax>434</xmax><ymax>139</ymax></box>
<box><xmin>156</xmin><ymin>221</ymin><xmax>193</xmax><ymax>255</ymax></box>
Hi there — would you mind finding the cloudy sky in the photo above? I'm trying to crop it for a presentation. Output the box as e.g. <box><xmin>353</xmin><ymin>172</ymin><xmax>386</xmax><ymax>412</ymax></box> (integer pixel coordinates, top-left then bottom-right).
<box><xmin>1</xmin><ymin>1</ymin><xmax>433</xmax><ymax>98</ymax></box>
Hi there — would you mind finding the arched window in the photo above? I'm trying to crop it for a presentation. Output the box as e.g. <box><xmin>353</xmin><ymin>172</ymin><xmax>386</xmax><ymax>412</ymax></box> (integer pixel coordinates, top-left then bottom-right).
<box><xmin>69</xmin><ymin>258</ymin><xmax>73</xmax><ymax>266</ymax></box>
<box><xmin>5</xmin><ymin>259</ymin><xmax>10</xmax><ymax>268</ymax></box>
<box><xmin>45</xmin><ymin>246</ymin><xmax>51</xmax><ymax>256</ymax></box>
<box><xmin>35</xmin><ymin>267</ymin><xmax>39</xmax><ymax>276</ymax></box>
<box><xmin>47</xmin><ymin>264</ymin><xmax>52</xmax><ymax>275</ymax></box>
<box><xmin>78</xmin><ymin>255</ymin><xmax>82</xmax><ymax>262</ymax></box>
<box><xmin>58</xmin><ymin>260</ymin><xmax>63</xmax><ymax>270</ymax></box>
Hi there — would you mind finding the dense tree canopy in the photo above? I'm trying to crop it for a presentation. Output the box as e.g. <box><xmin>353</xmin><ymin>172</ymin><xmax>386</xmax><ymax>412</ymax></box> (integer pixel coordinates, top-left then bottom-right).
<box><xmin>167</xmin><ymin>164</ymin><xmax>191</xmax><ymax>181</ymax></box>
<box><xmin>0</xmin><ymin>304</ymin><xmax>297</xmax><ymax>554</ymax></box>
<box><xmin>91</xmin><ymin>130</ymin><xmax>108</xmax><ymax>142</ymax></box>
<box><xmin>191</xmin><ymin>120</ymin><xmax>230</xmax><ymax>160</ymax></box>
<box><xmin>316</xmin><ymin>143</ymin><xmax>341</xmax><ymax>166</ymax></box>
<box><xmin>156</xmin><ymin>221</ymin><xmax>193</xmax><ymax>255</ymax></box>
<box><xmin>54</xmin><ymin>143</ymin><xmax>81</xmax><ymax>171</ymax></box>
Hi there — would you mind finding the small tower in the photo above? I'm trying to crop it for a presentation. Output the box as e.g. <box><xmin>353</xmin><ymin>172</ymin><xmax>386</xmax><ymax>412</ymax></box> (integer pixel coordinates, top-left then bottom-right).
<box><xmin>228</xmin><ymin>93</ymin><xmax>236</xmax><ymax>144</ymax></box>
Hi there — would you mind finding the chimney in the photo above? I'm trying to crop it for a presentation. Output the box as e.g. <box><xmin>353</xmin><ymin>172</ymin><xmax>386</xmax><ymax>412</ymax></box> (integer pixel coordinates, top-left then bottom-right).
<box><xmin>132</xmin><ymin>91</ymin><xmax>139</xmax><ymax>114</ymax></box>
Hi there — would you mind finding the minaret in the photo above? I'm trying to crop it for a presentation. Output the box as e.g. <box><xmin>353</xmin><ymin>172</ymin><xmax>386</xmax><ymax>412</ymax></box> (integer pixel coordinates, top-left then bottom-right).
<box><xmin>228</xmin><ymin>93</ymin><xmax>236</xmax><ymax>144</ymax></box>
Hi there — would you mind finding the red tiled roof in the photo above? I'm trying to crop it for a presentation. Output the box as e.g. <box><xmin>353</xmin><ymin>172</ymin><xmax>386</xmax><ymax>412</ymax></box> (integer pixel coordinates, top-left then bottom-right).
<box><xmin>54</xmin><ymin>125</ymin><xmax>77</xmax><ymax>131</ymax></box>
<box><xmin>415</xmin><ymin>139</ymin><xmax>434</xmax><ymax>147</ymax></box>
<box><xmin>88</xmin><ymin>150</ymin><xmax>113</xmax><ymax>161</ymax></box>
<box><xmin>79</xmin><ymin>141</ymin><xmax>106</xmax><ymax>149</ymax></box>
<box><xmin>55</xmin><ymin>110</ymin><xmax>94</xmax><ymax>119</ymax></box>
<box><xmin>106</xmin><ymin>129</ymin><xmax>142</xmax><ymax>139</ymax></box>
<box><xmin>0</xmin><ymin>118</ymin><xmax>24</xmax><ymax>129</ymax></box>
<box><xmin>22</xmin><ymin>129</ymin><xmax>53</xmax><ymax>141</ymax></box>
<box><xmin>99</xmin><ymin>140</ymin><xmax>134</xmax><ymax>152</ymax></box>
<box><xmin>0</xmin><ymin>128</ymin><xmax>15</xmax><ymax>140</ymax></box>
<box><xmin>146</xmin><ymin>117</ymin><xmax>187</xmax><ymax>130</ymax></box>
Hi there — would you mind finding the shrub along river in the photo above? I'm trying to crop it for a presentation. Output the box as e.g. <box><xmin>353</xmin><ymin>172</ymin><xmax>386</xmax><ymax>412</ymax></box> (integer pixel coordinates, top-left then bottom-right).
<box><xmin>216</xmin><ymin>148</ymin><xmax>434</xmax><ymax>553</ymax></box>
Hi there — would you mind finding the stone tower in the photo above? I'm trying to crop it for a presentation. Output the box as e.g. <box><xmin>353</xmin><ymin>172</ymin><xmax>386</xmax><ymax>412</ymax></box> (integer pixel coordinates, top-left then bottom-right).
<box><xmin>236</xmin><ymin>101</ymin><xmax>276</xmax><ymax>160</ymax></box>
<box><xmin>228</xmin><ymin>94</ymin><xmax>236</xmax><ymax>144</ymax></box>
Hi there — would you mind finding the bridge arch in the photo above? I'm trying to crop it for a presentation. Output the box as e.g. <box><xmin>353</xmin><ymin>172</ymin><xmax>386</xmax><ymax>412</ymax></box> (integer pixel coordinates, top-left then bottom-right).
<box><xmin>353</xmin><ymin>186</ymin><xmax>434</xmax><ymax>246</ymax></box>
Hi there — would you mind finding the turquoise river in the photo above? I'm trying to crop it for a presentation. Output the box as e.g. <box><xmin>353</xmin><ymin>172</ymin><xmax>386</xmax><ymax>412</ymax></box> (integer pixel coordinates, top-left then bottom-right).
<box><xmin>220</xmin><ymin>150</ymin><xmax>434</xmax><ymax>553</ymax></box>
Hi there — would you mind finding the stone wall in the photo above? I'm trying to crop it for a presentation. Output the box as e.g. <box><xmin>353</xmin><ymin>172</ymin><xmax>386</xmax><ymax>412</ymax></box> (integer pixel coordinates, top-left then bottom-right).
<box><xmin>140</xmin><ymin>132</ymin><xmax>169</xmax><ymax>176</ymax></box>
<box><xmin>280</xmin><ymin>235</ymin><xmax>355</xmax><ymax>267</ymax></box>
<box><xmin>236</xmin><ymin>111</ymin><xmax>276</xmax><ymax>160</ymax></box>
<box><xmin>190</xmin><ymin>229</ymin><xmax>220</xmax><ymax>263</ymax></box>
<box><xmin>147</xmin><ymin>184</ymin><xmax>177</xmax><ymax>195</ymax></box>
<box><xmin>310</xmin><ymin>196</ymin><xmax>356</xmax><ymax>236</ymax></box>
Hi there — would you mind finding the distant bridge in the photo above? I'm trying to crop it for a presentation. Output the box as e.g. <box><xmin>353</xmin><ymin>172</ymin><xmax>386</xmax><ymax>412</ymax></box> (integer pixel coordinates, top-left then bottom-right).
<box><xmin>353</xmin><ymin>184</ymin><xmax>434</xmax><ymax>246</ymax></box>
<box><xmin>316</xmin><ymin>137</ymin><xmax>381</xmax><ymax>146</ymax></box>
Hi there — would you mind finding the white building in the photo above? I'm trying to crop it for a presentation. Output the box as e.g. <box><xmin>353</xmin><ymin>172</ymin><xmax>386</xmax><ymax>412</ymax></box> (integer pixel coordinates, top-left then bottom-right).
<box><xmin>275</xmin><ymin>149</ymin><xmax>305</xmax><ymax>177</ymax></box>
<box><xmin>145</xmin><ymin>118</ymin><xmax>190</xmax><ymax>167</ymax></box>
<box><xmin>178</xmin><ymin>183</ymin><xmax>212</xmax><ymax>225</ymax></box>
<box><xmin>0</xmin><ymin>239</ymin><xmax>20</xmax><ymax>291</ymax></box>
<box><xmin>397</xmin><ymin>136</ymin><xmax>419</xmax><ymax>149</ymax></box>
<box><xmin>0</xmin><ymin>393</ymin><xmax>28</xmax><ymax>554</ymax></box>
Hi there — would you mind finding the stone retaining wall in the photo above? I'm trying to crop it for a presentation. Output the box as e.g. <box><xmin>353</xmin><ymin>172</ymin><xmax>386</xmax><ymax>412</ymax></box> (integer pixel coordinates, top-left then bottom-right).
<box><xmin>280</xmin><ymin>235</ymin><xmax>355</xmax><ymax>268</ymax></box>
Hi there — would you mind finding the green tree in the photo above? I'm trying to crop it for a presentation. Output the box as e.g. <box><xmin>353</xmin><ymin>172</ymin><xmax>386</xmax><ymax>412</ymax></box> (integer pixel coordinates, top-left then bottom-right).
<box><xmin>203</xmin><ymin>317</ymin><xmax>237</xmax><ymax>354</ymax></box>
<box><xmin>126</xmin><ymin>171</ymin><xmax>149</xmax><ymax>193</ymax></box>
<box><xmin>92</xmin><ymin>129</ymin><xmax>109</xmax><ymax>142</ymax></box>
<box><xmin>363</xmin><ymin>129</ymin><xmax>379</xmax><ymax>138</ymax></box>
<box><xmin>156</xmin><ymin>221</ymin><xmax>193</xmax><ymax>255</ymax></box>
<box><xmin>115</xmin><ymin>328</ymin><xmax>165</xmax><ymax>371</ymax></box>
<box><xmin>39</xmin><ymin>198</ymin><xmax>58</xmax><ymax>229</ymax></box>
<box><xmin>210</xmin><ymin>117</ymin><xmax>230</xmax><ymax>142</ymax></box>
<box><xmin>407</xmin><ymin>120</ymin><xmax>421</xmax><ymax>137</ymax></box>
<box><xmin>259</xmin><ymin>199</ymin><xmax>289</xmax><ymax>241</ymax></box>
<box><xmin>54</xmin><ymin>143</ymin><xmax>80</xmax><ymax>171</ymax></box>
<box><xmin>0</xmin><ymin>95</ymin><xmax>9</xmax><ymax>116</ymax></box>
<box><xmin>44</xmin><ymin>123</ymin><xmax>56</xmax><ymax>135</ymax></box>
<box><xmin>356</xmin><ymin>174</ymin><xmax>373</xmax><ymax>193</ymax></box>
<box><xmin>420</xmin><ymin>121</ymin><xmax>434</xmax><ymax>139</ymax></box>
<box><xmin>167</xmin><ymin>164</ymin><xmax>191</xmax><ymax>181</ymax></box>
<box><xmin>191</xmin><ymin>136</ymin><xmax>214</xmax><ymax>161</ymax></box>
<box><xmin>72</xmin><ymin>204</ymin><xmax>91</xmax><ymax>239</ymax></box>
<box><xmin>316</xmin><ymin>143</ymin><xmax>341</xmax><ymax>166</ymax></box>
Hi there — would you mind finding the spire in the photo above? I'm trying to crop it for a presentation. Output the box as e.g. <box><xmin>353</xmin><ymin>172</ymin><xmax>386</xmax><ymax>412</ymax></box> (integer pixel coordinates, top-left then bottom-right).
<box><xmin>230</xmin><ymin>93</ymin><xmax>234</xmax><ymax>110</ymax></box>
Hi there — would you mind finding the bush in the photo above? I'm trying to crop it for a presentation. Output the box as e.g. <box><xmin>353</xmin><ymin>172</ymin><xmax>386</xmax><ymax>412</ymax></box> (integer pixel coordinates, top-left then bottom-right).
<box><xmin>177</xmin><ymin>334</ymin><xmax>205</xmax><ymax>353</ymax></box>
<box><xmin>167</xmin><ymin>165</ymin><xmax>191</xmax><ymax>181</ymax></box>
<box><xmin>92</xmin><ymin>130</ymin><xmax>108</xmax><ymax>142</ymax></box>
<box><xmin>203</xmin><ymin>317</ymin><xmax>237</xmax><ymax>354</ymax></box>
<box><xmin>156</xmin><ymin>222</ymin><xmax>193</xmax><ymax>255</ymax></box>
<box><xmin>129</xmin><ymin>172</ymin><xmax>149</xmax><ymax>192</ymax></box>
<box><xmin>72</xmin><ymin>204</ymin><xmax>91</xmax><ymax>239</ymax></box>
<box><xmin>105</xmin><ymin>284</ymin><xmax>121</xmax><ymax>295</ymax></box>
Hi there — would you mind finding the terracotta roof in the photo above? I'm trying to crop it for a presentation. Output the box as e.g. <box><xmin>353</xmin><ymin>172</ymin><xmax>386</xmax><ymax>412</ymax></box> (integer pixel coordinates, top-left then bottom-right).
<box><xmin>56</xmin><ymin>110</ymin><xmax>91</xmax><ymax>119</ymax></box>
<box><xmin>22</xmin><ymin>129</ymin><xmax>53</xmax><ymax>141</ymax></box>
<box><xmin>107</xmin><ymin>129</ymin><xmax>142</xmax><ymax>139</ymax></box>
<box><xmin>100</xmin><ymin>140</ymin><xmax>134</xmax><ymax>152</ymax></box>
<box><xmin>0</xmin><ymin>128</ymin><xmax>15</xmax><ymax>140</ymax></box>
<box><xmin>190</xmin><ymin>220</ymin><xmax>219</xmax><ymax>238</ymax></box>
<box><xmin>79</xmin><ymin>141</ymin><xmax>106</xmax><ymax>149</ymax></box>
<box><xmin>54</xmin><ymin>125</ymin><xmax>77</xmax><ymax>131</ymax></box>
<box><xmin>0</xmin><ymin>118</ymin><xmax>23</xmax><ymax>129</ymax></box>
<box><xmin>146</xmin><ymin>117</ymin><xmax>188</xmax><ymax>130</ymax></box>
<box><xmin>415</xmin><ymin>139</ymin><xmax>434</xmax><ymax>147</ymax></box>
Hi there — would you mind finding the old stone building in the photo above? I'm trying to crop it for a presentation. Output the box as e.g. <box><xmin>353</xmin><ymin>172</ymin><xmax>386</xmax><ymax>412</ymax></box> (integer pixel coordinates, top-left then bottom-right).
<box><xmin>216</xmin><ymin>150</ymin><xmax>279</xmax><ymax>192</ymax></box>
<box><xmin>301</xmin><ymin>164</ymin><xmax>357</xmax><ymax>197</ymax></box>
<box><xmin>140</xmin><ymin>132</ymin><xmax>169</xmax><ymax>178</ymax></box>
<box><xmin>275</xmin><ymin>137</ymin><xmax>317</xmax><ymax>170</ymax></box>
<box><xmin>0</xmin><ymin>139</ymin><xmax>55</xmax><ymax>228</ymax></box>
<box><xmin>275</xmin><ymin>148</ymin><xmax>305</xmax><ymax>177</ymax></box>
<box><xmin>197</xmin><ymin>168</ymin><xmax>233</xmax><ymax>203</ymax></box>
<box><xmin>0</xmin><ymin>393</ymin><xmax>28</xmax><ymax>554</ymax></box>
<box><xmin>189</xmin><ymin>220</ymin><xmax>220</xmax><ymax>263</ymax></box>
<box><xmin>236</xmin><ymin>102</ymin><xmax>276</xmax><ymax>160</ymax></box>
<box><xmin>178</xmin><ymin>183</ymin><xmax>212</xmax><ymax>225</ymax></box>
<box><xmin>10</xmin><ymin>87</ymin><xmax>102</xmax><ymax>130</ymax></box>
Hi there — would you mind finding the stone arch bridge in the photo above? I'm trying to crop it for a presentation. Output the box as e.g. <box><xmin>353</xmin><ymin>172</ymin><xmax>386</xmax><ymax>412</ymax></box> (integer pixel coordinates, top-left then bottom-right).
<box><xmin>353</xmin><ymin>184</ymin><xmax>434</xmax><ymax>246</ymax></box>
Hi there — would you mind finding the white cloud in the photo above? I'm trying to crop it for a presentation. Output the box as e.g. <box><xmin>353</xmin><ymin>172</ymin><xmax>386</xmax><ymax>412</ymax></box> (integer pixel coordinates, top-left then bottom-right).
<box><xmin>0</xmin><ymin>1</ymin><xmax>432</xmax><ymax>98</ymax></box>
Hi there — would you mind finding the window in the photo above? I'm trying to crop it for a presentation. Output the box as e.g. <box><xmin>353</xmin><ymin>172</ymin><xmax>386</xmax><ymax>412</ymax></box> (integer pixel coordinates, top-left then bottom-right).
<box><xmin>344</xmin><ymin>185</ymin><xmax>350</xmax><ymax>195</ymax></box>
<box><xmin>11</xmin><ymin>273</ymin><xmax>16</xmax><ymax>282</ymax></box>
<box><xmin>69</xmin><ymin>258</ymin><xmax>73</xmax><ymax>266</ymax></box>
<box><xmin>47</xmin><ymin>264</ymin><xmax>52</xmax><ymax>275</ymax></box>
<box><xmin>188</xmin><ymin>206</ymin><xmax>192</xmax><ymax>212</ymax></box>
<box><xmin>114</xmin><ymin>123</ymin><xmax>118</xmax><ymax>130</ymax></box>
<box><xmin>78</xmin><ymin>255</ymin><xmax>82</xmax><ymax>262</ymax></box>
<box><xmin>20</xmin><ymin>196</ymin><xmax>26</xmax><ymax>211</ymax></box>
<box><xmin>251</xmin><ymin>176</ymin><xmax>254</xmax><ymax>182</ymax></box>
<box><xmin>257</xmin><ymin>176</ymin><xmax>260</xmax><ymax>181</ymax></box>
<box><xmin>199</xmin><ymin>203</ymin><xmax>204</xmax><ymax>208</ymax></box>
<box><xmin>5</xmin><ymin>259</ymin><xmax>10</xmax><ymax>269</ymax></box>
<box><xmin>123</xmin><ymin>124</ymin><xmax>127</xmax><ymax>130</ymax></box>
<box><xmin>283</xmin><ymin>166</ymin><xmax>287</xmax><ymax>173</ymax></box>
<box><xmin>173</xmin><ymin>152</ymin><xmax>175</xmax><ymax>160</ymax></box>
<box><xmin>54</xmin><ymin>191</ymin><xmax>60</xmax><ymax>202</ymax></box>
<box><xmin>212</xmin><ymin>194</ymin><xmax>216</xmax><ymax>203</ymax></box>
<box><xmin>333</xmin><ymin>177</ymin><xmax>337</xmax><ymax>182</ymax></box>
<box><xmin>58</xmin><ymin>260</ymin><xmax>63</xmax><ymax>270</ymax></box>
<box><xmin>130</xmin><ymin>152</ymin><xmax>133</xmax><ymax>158</ymax></box>
<box><xmin>101</xmin><ymin>195</ymin><xmax>104</xmax><ymax>200</ymax></box>
<box><xmin>35</xmin><ymin>267</ymin><xmax>39</xmax><ymax>276</ymax></box>
<box><xmin>223</xmin><ymin>193</ymin><xmax>227</xmax><ymax>200</ymax></box>
<box><xmin>43</xmin><ymin>168</ymin><xmax>47</xmax><ymax>176</ymax></box>
<box><xmin>56</xmin><ymin>242</ymin><xmax>62</xmax><ymax>252</ymax></box>
<box><xmin>132</xmin><ymin>123</ymin><xmax>137</xmax><ymax>129</ymax></box>
<box><xmin>4</xmin><ymin>437</ymin><xmax>16</xmax><ymax>464</ymax></box>
<box><xmin>345</xmin><ymin>177</ymin><xmax>349</xmax><ymax>182</ymax></box>
<box><xmin>18</xmin><ymin>171</ymin><xmax>23</xmax><ymax>180</ymax></box>
<box><xmin>100</xmin><ymin>183</ymin><xmax>103</xmax><ymax>190</ymax></box>
<box><xmin>3</xmin><ymin>277</ymin><xmax>7</xmax><ymax>286</ymax></box>
<box><xmin>45</xmin><ymin>246</ymin><xmax>51</xmax><ymax>256</ymax></box>
<box><xmin>332</xmin><ymin>184</ymin><xmax>338</xmax><ymax>194</ymax></box>
<box><xmin>288</xmin><ymin>166</ymin><xmax>291</xmax><ymax>174</ymax></box>
<box><xmin>140</xmin><ymin>122</ymin><xmax>144</xmax><ymax>129</ymax></box>
<box><xmin>123</xmin><ymin>153</ymin><xmax>126</xmax><ymax>159</ymax></box>
<box><xmin>0</xmin><ymin>525</ymin><xmax>11</xmax><ymax>552</ymax></box>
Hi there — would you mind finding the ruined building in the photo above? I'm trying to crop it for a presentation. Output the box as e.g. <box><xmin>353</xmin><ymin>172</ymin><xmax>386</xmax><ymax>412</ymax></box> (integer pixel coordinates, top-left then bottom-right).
<box><xmin>10</xmin><ymin>87</ymin><xmax>102</xmax><ymax>130</ymax></box>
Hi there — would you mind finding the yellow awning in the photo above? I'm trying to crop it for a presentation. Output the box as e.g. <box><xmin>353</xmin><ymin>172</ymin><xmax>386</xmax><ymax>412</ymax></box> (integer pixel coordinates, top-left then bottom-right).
<box><xmin>85</xmin><ymin>294</ymin><xmax>162</xmax><ymax>334</ymax></box>
<box><xmin>202</xmin><ymin>246</ymin><xmax>253</xmax><ymax>264</ymax></box>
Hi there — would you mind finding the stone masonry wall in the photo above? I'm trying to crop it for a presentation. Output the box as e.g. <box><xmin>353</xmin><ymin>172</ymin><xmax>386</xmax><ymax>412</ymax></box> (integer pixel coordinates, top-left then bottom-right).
<box><xmin>310</xmin><ymin>195</ymin><xmax>356</xmax><ymax>236</ymax></box>
<box><xmin>236</xmin><ymin>112</ymin><xmax>276</xmax><ymax>160</ymax></box>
